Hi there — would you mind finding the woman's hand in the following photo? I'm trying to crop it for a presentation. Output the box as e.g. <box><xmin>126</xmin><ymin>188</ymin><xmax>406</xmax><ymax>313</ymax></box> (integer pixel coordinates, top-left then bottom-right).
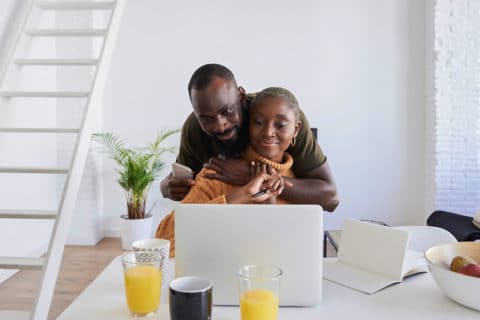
<box><xmin>250</xmin><ymin>164</ymin><xmax>288</xmax><ymax>204</ymax></box>
<box><xmin>226</xmin><ymin>163</ymin><xmax>292</xmax><ymax>204</ymax></box>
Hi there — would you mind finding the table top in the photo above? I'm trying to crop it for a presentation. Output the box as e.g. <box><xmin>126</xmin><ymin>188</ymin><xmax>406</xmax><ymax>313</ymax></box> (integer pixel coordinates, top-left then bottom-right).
<box><xmin>58</xmin><ymin>256</ymin><xmax>480</xmax><ymax>320</ymax></box>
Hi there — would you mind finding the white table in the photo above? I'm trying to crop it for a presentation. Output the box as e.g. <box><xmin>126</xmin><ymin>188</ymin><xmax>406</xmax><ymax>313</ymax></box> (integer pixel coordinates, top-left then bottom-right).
<box><xmin>58</xmin><ymin>256</ymin><xmax>480</xmax><ymax>320</ymax></box>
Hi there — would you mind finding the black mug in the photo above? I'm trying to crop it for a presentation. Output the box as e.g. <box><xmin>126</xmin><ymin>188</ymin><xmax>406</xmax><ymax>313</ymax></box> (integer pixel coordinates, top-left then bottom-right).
<box><xmin>169</xmin><ymin>276</ymin><xmax>213</xmax><ymax>320</ymax></box>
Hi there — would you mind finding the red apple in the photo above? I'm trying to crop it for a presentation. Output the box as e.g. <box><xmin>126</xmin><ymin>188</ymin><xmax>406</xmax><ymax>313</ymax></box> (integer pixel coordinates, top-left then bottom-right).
<box><xmin>450</xmin><ymin>255</ymin><xmax>477</xmax><ymax>272</ymax></box>
<box><xmin>458</xmin><ymin>263</ymin><xmax>480</xmax><ymax>277</ymax></box>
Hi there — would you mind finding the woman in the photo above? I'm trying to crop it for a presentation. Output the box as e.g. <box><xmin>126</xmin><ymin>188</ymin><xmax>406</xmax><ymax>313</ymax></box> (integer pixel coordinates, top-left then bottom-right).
<box><xmin>156</xmin><ymin>87</ymin><xmax>301</xmax><ymax>256</ymax></box>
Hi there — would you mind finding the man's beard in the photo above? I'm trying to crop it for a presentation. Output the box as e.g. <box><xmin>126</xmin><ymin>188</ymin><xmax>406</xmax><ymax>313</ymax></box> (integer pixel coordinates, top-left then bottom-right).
<box><xmin>210</xmin><ymin>125</ymin><xmax>249</xmax><ymax>159</ymax></box>
<box><xmin>210</xmin><ymin>103</ymin><xmax>250</xmax><ymax>158</ymax></box>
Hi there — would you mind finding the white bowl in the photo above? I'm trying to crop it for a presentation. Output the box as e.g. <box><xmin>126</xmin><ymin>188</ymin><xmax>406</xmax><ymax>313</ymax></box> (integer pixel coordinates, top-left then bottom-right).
<box><xmin>425</xmin><ymin>242</ymin><xmax>480</xmax><ymax>311</ymax></box>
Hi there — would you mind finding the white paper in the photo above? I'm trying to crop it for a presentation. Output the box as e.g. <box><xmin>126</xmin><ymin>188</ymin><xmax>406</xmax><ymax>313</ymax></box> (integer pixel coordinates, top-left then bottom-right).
<box><xmin>324</xmin><ymin>258</ymin><xmax>396</xmax><ymax>294</ymax></box>
<box><xmin>324</xmin><ymin>219</ymin><xmax>413</xmax><ymax>294</ymax></box>
<box><xmin>402</xmin><ymin>250</ymin><xmax>428</xmax><ymax>277</ymax></box>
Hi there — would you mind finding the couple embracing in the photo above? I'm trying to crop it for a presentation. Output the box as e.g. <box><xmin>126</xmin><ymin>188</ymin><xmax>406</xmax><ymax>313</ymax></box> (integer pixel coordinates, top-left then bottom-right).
<box><xmin>157</xmin><ymin>64</ymin><xmax>339</xmax><ymax>256</ymax></box>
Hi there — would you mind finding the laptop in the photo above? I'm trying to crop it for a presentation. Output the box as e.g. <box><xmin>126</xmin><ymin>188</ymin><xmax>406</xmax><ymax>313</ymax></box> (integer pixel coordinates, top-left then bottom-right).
<box><xmin>174</xmin><ymin>204</ymin><xmax>323</xmax><ymax>306</ymax></box>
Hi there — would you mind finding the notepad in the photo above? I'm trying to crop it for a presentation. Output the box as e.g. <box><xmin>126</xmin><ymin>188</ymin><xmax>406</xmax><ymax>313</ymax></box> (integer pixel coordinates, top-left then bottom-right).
<box><xmin>323</xmin><ymin>219</ymin><xmax>427</xmax><ymax>294</ymax></box>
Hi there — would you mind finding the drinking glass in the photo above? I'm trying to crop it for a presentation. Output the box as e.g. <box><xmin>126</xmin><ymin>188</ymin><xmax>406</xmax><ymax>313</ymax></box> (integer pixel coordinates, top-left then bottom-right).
<box><xmin>237</xmin><ymin>264</ymin><xmax>283</xmax><ymax>320</ymax></box>
<box><xmin>122</xmin><ymin>251</ymin><xmax>163</xmax><ymax>317</ymax></box>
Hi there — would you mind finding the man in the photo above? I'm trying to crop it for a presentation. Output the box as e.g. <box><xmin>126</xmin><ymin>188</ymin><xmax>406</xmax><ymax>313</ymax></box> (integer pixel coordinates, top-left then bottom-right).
<box><xmin>160</xmin><ymin>64</ymin><xmax>339</xmax><ymax>211</ymax></box>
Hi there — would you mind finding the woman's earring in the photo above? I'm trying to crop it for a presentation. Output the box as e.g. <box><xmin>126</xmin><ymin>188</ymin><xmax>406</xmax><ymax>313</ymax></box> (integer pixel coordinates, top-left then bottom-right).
<box><xmin>290</xmin><ymin>136</ymin><xmax>296</xmax><ymax>147</ymax></box>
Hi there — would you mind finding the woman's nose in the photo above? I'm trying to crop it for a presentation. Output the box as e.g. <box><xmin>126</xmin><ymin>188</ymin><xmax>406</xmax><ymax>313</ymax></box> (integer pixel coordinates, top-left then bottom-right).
<box><xmin>262</xmin><ymin>124</ymin><xmax>275</xmax><ymax>136</ymax></box>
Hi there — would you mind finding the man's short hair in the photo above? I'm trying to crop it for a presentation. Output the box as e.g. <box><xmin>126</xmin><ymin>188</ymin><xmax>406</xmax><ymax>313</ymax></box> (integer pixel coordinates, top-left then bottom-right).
<box><xmin>188</xmin><ymin>64</ymin><xmax>238</xmax><ymax>99</ymax></box>
<box><xmin>252</xmin><ymin>87</ymin><xmax>301</xmax><ymax>121</ymax></box>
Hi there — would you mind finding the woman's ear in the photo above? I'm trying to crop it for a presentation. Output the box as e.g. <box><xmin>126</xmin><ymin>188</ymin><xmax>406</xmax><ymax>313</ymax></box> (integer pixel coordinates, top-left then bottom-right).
<box><xmin>294</xmin><ymin>121</ymin><xmax>301</xmax><ymax>137</ymax></box>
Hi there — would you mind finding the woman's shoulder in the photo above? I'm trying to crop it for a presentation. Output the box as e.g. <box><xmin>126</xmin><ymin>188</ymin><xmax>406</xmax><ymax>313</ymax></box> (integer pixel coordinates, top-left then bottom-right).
<box><xmin>196</xmin><ymin>167</ymin><xmax>216</xmax><ymax>178</ymax></box>
<box><xmin>194</xmin><ymin>168</ymin><xmax>224</xmax><ymax>188</ymax></box>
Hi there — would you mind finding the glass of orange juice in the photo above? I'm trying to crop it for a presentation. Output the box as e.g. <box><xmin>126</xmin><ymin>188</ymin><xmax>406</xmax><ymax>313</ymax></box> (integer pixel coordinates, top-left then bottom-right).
<box><xmin>237</xmin><ymin>265</ymin><xmax>283</xmax><ymax>320</ymax></box>
<box><xmin>122</xmin><ymin>251</ymin><xmax>163</xmax><ymax>317</ymax></box>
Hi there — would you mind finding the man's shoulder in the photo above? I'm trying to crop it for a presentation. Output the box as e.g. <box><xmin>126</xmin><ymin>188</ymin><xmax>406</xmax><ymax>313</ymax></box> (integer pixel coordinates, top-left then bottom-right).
<box><xmin>184</xmin><ymin>112</ymin><xmax>199</xmax><ymax>126</ymax></box>
<box><xmin>246</xmin><ymin>92</ymin><xmax>258</xmax><ymax>107</ymax></box>
<box><xmin>246</xmin><ymin>92</ymin><xmax>257</xmax><ymax>99</ymax></box>
<box><xmin>180</xmin><ymin>112</ymin><xmax>209</xmax><ymax>149</ymax></box>
<box><xmin>182</xmin><ymin>112</ymin><xmax>203</xmax><ymax>134</ymax></box>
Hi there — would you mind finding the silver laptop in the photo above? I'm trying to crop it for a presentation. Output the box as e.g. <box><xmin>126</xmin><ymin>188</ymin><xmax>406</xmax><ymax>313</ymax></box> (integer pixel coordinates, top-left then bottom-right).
<box><xmin>175</xmin><ymin>204</ymin><xmax>323</xmax><ymax>306</ymax></box>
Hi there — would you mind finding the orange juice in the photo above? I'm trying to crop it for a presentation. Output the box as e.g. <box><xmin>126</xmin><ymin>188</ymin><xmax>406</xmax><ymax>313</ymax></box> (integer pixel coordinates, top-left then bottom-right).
<box><xmin>240</xmin><ymin>289</ymin><xmax>279</xmax><ymax>320</ymax></box>
<box><xmin>124</xmin><ymin>265</ymin><xmax>162</xmax><ymax>314</ymax></box>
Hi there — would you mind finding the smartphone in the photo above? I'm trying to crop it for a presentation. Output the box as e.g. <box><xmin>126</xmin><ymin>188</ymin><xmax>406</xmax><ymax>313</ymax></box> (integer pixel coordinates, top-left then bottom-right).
<box><xmin>171</xmin><ymin>163</ymin><xmax>193</xmax><ymax>179</ymax></box>
<box><xmin>252</xmin><ymin>189</ymin><xmax>268</xmax><ymax>198</ymax></box>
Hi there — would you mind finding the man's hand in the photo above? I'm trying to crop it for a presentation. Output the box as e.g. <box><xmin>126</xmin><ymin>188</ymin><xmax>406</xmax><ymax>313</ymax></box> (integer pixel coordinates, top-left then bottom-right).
<box><xmin>160</xmin><ymin>172</ymin><xmax>195</xmax><ymax>201</ymax></box>
<box><xmin>203</xmin><ymin>158</ymin><xmax>252</xmax><ymax>186</ymax></box>
<box><xmin>279</xmin><ymin>162</ymin><xmax>339</xmax><ymax>211</ymax></box>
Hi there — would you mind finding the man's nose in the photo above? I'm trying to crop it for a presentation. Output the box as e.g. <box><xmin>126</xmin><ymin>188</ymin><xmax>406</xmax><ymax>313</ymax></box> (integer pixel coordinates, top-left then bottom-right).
<box><xmin>211</xmin><ymin>116</ymin><xmax>228</xmax><ymax>133</ymax></box>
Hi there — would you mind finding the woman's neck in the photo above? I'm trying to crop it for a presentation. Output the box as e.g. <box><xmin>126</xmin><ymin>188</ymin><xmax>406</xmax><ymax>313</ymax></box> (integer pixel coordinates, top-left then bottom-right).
<box><xmin>243</xmin><ymin>146</ymin><xmax>293</xmax><ymax>173</ymax></box>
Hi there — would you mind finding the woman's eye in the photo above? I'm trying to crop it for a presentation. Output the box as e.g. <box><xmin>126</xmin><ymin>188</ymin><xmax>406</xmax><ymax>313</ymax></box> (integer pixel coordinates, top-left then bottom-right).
<box><xmin>275</xmin><ymin>123</ymin><xmax>288</xmax><ymax>129</ymax></box>
<box><xmin>254</xmin><ymin>119</ymin><xmax>263</xmax><ymax>125</ymax></box>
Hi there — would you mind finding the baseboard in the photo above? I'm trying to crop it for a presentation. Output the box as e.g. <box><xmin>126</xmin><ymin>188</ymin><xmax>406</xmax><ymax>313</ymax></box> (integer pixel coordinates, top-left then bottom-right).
<box><xmin>66</xmin><ymin>234</ymin><xmax>103</xmax><ymax>246</ymax></box>
<box><xmin>103</xmin><ymin>228</ymin><xmax>120</xmax><ymax>238</ymax></box>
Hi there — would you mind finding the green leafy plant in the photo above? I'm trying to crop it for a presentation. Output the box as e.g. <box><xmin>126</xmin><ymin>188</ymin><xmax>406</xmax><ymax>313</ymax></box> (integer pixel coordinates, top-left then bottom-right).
<box><xmin>94</xmin><ymin>130</ymin><xmax>179</xmax><ymax>219</ymax></box>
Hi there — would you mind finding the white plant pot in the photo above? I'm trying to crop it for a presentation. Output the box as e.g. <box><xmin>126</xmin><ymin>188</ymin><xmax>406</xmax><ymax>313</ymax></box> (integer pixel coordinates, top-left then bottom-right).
<box><xmin>119</xmin><ymin>215</ymin><xmax>153</xmax><ymax>250</ymax></box>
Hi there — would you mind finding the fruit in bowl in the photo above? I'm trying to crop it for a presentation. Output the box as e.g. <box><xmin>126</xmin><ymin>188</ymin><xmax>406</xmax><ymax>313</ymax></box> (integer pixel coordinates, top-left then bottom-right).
<box><xmin>425</xmin><ymin>242</ymin><xmax>480</xmax><ymax>311</ymax></box>
<box><xmin>457</xmin><ymin>263</ymin><xmax>480</xmax><ymax>277</ymax></box>
<box><xmin>449</xmin><ymin>255</ymin><xmax>476</xmax><ymax>272</ymax></box>
<box><xmin>449</xmin><ymin>255</ymin><xmax>480</xmax><ymax>276</ymax></box>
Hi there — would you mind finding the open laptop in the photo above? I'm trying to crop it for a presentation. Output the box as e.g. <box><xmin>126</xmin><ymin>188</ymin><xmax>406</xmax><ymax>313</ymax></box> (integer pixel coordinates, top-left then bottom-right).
<box><xmin>175</xmin><ymin>204</ymin><xmax>323</xmax><ymax>306</ymax></box>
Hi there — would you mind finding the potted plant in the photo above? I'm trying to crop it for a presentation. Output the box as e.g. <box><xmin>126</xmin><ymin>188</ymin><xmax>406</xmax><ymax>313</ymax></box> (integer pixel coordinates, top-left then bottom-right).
<box><xmin>94</xmin><ymin>130</ymin><xmax>179</xmax><ymax>249</ymax></box>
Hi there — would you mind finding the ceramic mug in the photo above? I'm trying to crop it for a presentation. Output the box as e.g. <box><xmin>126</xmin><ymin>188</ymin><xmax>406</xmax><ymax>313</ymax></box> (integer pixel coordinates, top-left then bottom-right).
<box><xmin>169</xmin><ymin>276</ymin><xmax>213</xmax><ymax>320</ymax></box>
<box><xmin>132</xmin><ymin>238</ymin><xmax>170</xmax><ymax>284</ymax></box>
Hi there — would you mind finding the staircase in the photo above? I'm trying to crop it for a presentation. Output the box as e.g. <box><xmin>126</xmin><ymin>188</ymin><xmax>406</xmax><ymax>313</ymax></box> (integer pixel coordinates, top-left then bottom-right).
<box><xmin>0</xmin><ymin>1</ymin><xmax>125</xmax><ymax>319</ymax></box>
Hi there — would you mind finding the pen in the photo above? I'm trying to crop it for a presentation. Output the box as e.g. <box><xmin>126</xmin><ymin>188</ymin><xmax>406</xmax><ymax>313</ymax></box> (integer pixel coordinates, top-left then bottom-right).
<box><xmin>252</xmin><ymin>189</ymin><xmax>268</xmax><ymax>198</ymax></box>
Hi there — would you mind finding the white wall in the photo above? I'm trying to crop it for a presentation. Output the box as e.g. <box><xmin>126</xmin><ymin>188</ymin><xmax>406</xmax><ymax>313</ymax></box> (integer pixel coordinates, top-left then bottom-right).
<box><xmin>102</xmin><ymin>0</ymin><xmax>426</xmax><ymax>233</ymax></box>
<box><xmin>430</xmin><ymin>0</ymin><xmax>480</xmax><ymax>217</ymax></box>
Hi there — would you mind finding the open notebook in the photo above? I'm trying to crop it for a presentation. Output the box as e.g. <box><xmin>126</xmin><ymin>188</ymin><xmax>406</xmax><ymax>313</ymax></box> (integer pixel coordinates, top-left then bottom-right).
<box><xmin>323</xmin><ymin>219</ymin><xmax>427</xmax><ymax>294</ymax></box>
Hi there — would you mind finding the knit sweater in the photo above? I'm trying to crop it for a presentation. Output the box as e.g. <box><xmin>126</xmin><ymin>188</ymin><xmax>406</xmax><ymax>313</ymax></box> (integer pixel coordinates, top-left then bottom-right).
<box><xmin>155</xmin><ymin>146</ymin><xmax>295</xmax><ymax>257</ymax></box>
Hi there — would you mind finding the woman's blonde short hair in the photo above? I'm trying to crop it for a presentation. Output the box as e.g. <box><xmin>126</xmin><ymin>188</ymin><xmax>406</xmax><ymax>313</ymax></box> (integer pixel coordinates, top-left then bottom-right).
<box><xmin>251</xmin><ymin>87</ymin><xmax>300</xmax><ymax>121</ymax></box>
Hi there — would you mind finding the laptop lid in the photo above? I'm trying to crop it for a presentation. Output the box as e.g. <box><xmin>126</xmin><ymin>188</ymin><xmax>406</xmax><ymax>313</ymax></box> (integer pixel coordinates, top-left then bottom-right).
<box><xmin>175</xmin><ymin>204</ymin><xmax>323</xmax><ymax>306</ymax></box>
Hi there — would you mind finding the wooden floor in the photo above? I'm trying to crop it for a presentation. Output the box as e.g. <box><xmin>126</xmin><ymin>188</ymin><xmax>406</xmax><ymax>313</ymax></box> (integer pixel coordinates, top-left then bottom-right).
<box><xmin>0</xmin><ymin>237</ymin><xmax>337</xmax><ymax>319</ymax></box>
<box><xmin>0</xmin><ymin>238</ymin><xmax>124</xmax><ymax>319</ymax></box>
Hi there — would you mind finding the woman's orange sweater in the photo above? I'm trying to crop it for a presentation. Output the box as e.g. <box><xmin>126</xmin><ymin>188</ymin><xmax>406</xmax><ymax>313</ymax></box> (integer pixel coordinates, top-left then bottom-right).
<box><xmin>155</xmin><ymin>146</ymin><xmax>295</xmax><ymax>257</ymax></box>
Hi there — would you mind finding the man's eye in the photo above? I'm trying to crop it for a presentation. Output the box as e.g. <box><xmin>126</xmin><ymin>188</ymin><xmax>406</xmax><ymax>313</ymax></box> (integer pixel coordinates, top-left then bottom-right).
<box><xmin>254</xmin><ymin>119</ymin><xmax>263</xmax><ymax>125</ymax></box>
<box><xmin>222</xmin><ymin>108</ymin><xmax>235</xmax><ymax>116</ymax></box>
<box><xmin>202</xmin><ymin>117</ymin><xmax>215</xmax><ymax>123</ymax></box>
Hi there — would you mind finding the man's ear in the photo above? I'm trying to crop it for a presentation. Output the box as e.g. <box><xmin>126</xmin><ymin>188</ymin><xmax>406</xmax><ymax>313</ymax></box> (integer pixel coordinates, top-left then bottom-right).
<box><xmin>238</xmin><ymin>86</ymin><xmax>246</xmax><ymax>100</ymax></box>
